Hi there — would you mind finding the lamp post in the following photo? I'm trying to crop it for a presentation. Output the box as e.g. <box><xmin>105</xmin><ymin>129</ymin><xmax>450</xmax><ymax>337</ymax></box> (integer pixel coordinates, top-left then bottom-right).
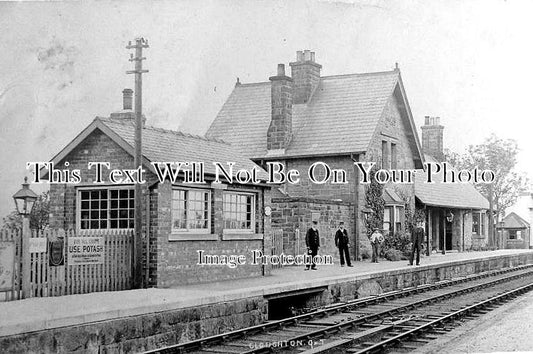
<box><xmin>12</xmin><ymin>177</ymin><xmax>38</xmax><ymax>299</ymax></box>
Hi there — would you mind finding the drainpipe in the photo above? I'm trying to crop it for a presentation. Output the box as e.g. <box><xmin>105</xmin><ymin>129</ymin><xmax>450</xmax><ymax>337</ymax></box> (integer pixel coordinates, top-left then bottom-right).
<box><xmin>426</xmin><ymin>207</ymin><xmax>430</xmax><ymax>256</ymax></box>
<box><xmin>462</xmin><ymin>210</ymin><xmax>469</xmax><ymax>252</ymax></box>
<box><xmin>351</xmin><ymin>154</ymin><xmax>360</xmax><ymax>261</ymax></box>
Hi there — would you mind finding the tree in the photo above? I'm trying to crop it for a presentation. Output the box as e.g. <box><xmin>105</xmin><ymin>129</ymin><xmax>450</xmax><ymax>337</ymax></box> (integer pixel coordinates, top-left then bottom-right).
<box><xmin>2</xmin><ymin>210</ymin><xmax>22</xmax><ymax>231</ymax></box>
<box><xmin>447</xmin><ymin>134</ymin><xmax>529</xmax><ymax>220</ymax></box>
<box><xmin>446</xmin><ymin>134</ymin><xmax>529</xmax><ymax>247</ymax></box>
<box><xmin>2</xmin><ymin>191</ymin><xmax>50</xmax><ymax>231</ymax></box>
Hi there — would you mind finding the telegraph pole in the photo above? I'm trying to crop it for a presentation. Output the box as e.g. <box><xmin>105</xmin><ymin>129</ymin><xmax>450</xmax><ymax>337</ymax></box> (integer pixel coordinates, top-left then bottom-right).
<box><xmin>126</xmin><ymin>37</ymin><xmax>149</xmax><ymax>289</ymax></box>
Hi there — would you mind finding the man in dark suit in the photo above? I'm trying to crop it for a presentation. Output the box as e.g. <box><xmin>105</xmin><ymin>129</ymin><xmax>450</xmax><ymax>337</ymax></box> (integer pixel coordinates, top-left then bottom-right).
<box><xmin>305</xmin><ymin>221</ymin><xmax>320</xmax><ymax>270</ymax></box>
<box><xmin>409</xmin><ymin>221</ymin><xmax>425</xmax><ymax>266</ymax></box>
<box><xmin>335</xmin><ymin>222</ymin><xmax>353</xmax><ymax>267</ymax></box>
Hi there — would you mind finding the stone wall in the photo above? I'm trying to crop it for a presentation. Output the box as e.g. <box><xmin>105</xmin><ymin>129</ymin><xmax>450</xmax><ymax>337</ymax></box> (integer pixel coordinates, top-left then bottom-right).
<box><xmin>0</xmin><ymin>296</ymin><xmax>267</xmax><ymax>353</ymax></box>
<box><xmin>3</xmin><ymin>252</ymin><xmax>532</xmax><ymax>353</ymax></box>
<box><xmin>294</xmin><ymin>251</ymin><xmax>533</xmax><ymax>311</ymax></box>
<box><xmin>271</xmin><ymin>197</ymin><xmax>354</xmax><ymax>262</ymax></box>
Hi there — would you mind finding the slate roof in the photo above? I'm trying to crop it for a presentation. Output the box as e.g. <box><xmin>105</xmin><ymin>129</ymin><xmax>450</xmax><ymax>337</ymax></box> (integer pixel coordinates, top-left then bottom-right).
<box><xmin>501</xmin><ymin>212</ymin><xmax>530</xmax><ymax>229</ymax></box>
<box><xmin>47</xmin><ymin>117</ymin><xmax>268</xmax><ymax>181</ymax></box>
<box><xmin>384</xmin><ymin>188</ymin><xmax>404</xmax><ymax>205</ymax></box>
<box><xmin>414</xmin><ymin>155</ymin><xmax>489</xmax><ymax>210</ymax></box>
<box><xmin>207</xmin><ymin>70</ymin><xmax>409</xmax><ymax>159</ymax></box>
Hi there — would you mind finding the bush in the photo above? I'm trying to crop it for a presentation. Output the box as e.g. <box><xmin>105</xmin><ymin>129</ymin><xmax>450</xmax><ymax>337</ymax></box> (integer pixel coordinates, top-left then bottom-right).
<box><xmin>381</xmin><ymin>231</ymin><xmax>411</xmax><ymax>258</ymax></box>
<box><xmin>360</xmin><ymin>244</ymin><xmax>371</xmax><ymax>260</ymax></box>
<box><xmin>384</xmin><ymin>249</ymin><xmax>403</xmax><ymax>261</ymax></box>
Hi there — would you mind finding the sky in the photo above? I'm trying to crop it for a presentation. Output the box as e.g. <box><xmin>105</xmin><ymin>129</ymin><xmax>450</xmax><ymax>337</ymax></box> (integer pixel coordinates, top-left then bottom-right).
<box><xmin>0</xmin><ymin>0</ymin><xmax>532</xmax><ymax>219</ymax></box>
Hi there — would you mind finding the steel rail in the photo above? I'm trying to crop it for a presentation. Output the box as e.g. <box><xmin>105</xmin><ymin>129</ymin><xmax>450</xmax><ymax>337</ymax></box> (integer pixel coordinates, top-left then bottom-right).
<box><xmin>351</xmin><ymin>281</ymin><xmax>533</xmax><ymax>354</ymax></box>
<box><xmin>237</xmin><ymin>269</ymin><xmax>533</xmax><ymax>354</ymax></box>
<box><xmin>144</xmin><ymin>265</ymin><xmax>533</xmax><ymax>354</ymax></box>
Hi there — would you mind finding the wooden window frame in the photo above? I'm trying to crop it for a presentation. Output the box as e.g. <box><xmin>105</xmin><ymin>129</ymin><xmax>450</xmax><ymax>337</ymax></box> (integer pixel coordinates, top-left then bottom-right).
<box><xmin>170</xmin><ymin>187</ymin><xmax>211</xmax><ymax>235</ymax></box>
<box><xmin>222</xmin><ymin>191</ymin><xmax>256</xmax><ymax>234</ymax></box>
<box><xmin>76</xmin><ymin>186</ymin><xmax>135</xmax><ymax>232</ymax></box>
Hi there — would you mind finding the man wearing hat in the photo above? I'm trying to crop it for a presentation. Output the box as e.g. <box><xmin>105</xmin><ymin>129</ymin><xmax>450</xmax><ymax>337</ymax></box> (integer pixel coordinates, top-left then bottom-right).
<box><xmin>409</xmin><ymin>220</ymin><xmax>425</xmax><ymax>266</ymax></box>
<box><xmin>335</xmin><ymin>222</ymin><xmax>353</xmax><ymax>267</ymax></box>
<box><xmin>305</xmin><ymin>220</ymin><xmax>320</xmax><ymax>270</ymax></box>
<box><xmin>369</xmin><ymin>228</ymin><xmax>384</xmax><ymax>263</ymax></box>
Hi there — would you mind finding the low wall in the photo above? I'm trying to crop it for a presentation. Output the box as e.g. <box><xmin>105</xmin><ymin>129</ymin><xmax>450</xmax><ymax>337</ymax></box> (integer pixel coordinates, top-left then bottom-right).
<box><xmin>298</xmin><ymin>251</ymin><xmax>533</xmax><ymax>309</ymax></box>
<box><xmin>1</xmin><ymin>252</ymin><xmax>532</xmax><ymax>353</ymax></box>
<box><xmin>0</xmin><ymin>296</ymin><xmax>267</xmax><ymax>353</ymax></box>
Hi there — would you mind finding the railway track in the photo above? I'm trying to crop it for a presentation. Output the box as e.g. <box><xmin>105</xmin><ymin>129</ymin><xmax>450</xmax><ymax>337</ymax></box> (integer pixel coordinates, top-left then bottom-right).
<box><xmin>145</xmin><ymin>265</ymin><xmax>533</xmax><ymax>354</ymax></box>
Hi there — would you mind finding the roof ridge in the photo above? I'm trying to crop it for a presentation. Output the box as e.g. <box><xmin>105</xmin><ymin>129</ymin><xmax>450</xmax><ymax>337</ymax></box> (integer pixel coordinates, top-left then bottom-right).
<box><xmin>321</xmin><ymin>70</ymin><xmax>398</xmax><ymax>80</ymax></box>
<box><xmin>144</xmin><ymin>125</ymin><xmax>230</xmax><ymax>145</ymax></box>
<box><xmin>236</xmin><ymin>81</ymin><xmax>270</xmax><ymax>87</ymax></box>
<box><xmin>99</xmin><ymin>116</ymin><xmax>230</xmax><ymax>145</ymax></box>
<box><xmin>506</xmin><ymin>211</ymin><xmax>530</xmax><ymax>226</ymax></box>
<box><xmin>232</xmin><ymin>71</ymin><xmax>398</xmax><ymax>87</ymax></box>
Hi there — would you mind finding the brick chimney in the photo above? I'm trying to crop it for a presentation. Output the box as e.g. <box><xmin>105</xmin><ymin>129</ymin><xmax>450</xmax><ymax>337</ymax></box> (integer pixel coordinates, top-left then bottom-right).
<box><xmin>267</xmin><ymin>64</ymin><xmax>293</xmax><ymax>152</ymax></box>
<box><xmin>122</xmin><ymin>88</ymin><xmax>133</xmax><ymax>110</ymax></box>
<box><xmin>289</xmin><ymin>50</ymin><xmax>322</xmax><ymax>104</ymax></box>
<box><xmin>421</xmin><ymin>116</ymin><xmax>444</xmax><ymax>161</ymax></box>
<box><xmin>110</xmin><ymin>88</ymin><xmax>145</xmax><ymax>126</ymax></box>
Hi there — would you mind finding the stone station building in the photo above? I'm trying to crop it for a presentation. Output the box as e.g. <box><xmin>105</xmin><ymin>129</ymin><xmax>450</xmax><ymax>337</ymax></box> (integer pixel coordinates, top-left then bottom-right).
<box><xmin>207</xmin><ymin>50</ymin><xmax>425</xmax><ymax>260</ymax></box>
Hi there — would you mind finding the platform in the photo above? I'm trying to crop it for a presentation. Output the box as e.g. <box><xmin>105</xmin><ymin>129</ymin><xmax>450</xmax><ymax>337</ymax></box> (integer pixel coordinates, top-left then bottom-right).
<box><xmin>1</xmin><ymin>249</ymin><xmax>532</xmax><ymax>353</ymax></box>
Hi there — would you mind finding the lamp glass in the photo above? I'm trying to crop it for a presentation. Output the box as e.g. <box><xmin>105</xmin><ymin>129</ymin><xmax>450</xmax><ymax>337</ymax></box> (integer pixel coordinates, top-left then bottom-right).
<box><xmin>12</xmin><ymin>178</ymin><xmax>38</xmax><ymax>216</ymax></box>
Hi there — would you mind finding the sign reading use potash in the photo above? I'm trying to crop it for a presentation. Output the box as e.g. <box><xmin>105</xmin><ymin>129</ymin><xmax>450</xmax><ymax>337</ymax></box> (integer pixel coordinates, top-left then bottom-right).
<box><xmin>67</xmin><ymin>237</ymin><xmax>104</xmax><ymax>265</ymax></box>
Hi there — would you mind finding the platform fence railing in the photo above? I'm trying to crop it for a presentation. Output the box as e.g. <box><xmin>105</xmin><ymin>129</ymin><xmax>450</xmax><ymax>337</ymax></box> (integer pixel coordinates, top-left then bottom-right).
<box><xmin>0</xmin><ymin>228</ymin><xmax>132</xmax><ymax>301</ymax></box>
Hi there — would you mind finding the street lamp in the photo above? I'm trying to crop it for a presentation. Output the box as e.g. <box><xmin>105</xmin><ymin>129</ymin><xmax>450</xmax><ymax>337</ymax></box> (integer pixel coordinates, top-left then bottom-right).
<box><xmin>446</xmin><ymin>211</ymin><xmax>454</xmax><ymax>223</ymax></box>
<box><xmin>12</xmin><ymin>177</ymin><xmax>38</xmax><ymax>299</ymax></box>
<box><xmin>13</xmin><ymin>177</ymin><xmax>38</xmax><ymax>216</ymax></box>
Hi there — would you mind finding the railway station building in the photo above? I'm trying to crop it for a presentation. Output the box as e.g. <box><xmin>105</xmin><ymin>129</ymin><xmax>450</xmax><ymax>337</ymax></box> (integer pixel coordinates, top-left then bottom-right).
<box><xmin>207</xmin><ymin>50</ymin><xmax>490</xmax><ymax>259</ymax></box>
<box><xmin>207</xmin><ymin>50</ymin><xmax>425</xmax><ymax>260</ymax></box>
<box><xmin>497</xmin><ymin>212</ymin><xmax>530</xmax><ymax>249</ymax></box>
<box><xmin>415</xmin><ymin>116</ymin><xmax>490</xmax><ymax>252</ymax></box>
<box><xmin>45</xmin><ymin>93</ymin><xmax>273</xmax><ymax>287</ymax></box>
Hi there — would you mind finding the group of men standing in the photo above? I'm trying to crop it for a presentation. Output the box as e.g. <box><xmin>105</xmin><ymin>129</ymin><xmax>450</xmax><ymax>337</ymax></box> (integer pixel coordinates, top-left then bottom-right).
<box><xmin>304</xmin><ymin>220</ymin><xmax>425</xmax><ymax>269</ymax></box>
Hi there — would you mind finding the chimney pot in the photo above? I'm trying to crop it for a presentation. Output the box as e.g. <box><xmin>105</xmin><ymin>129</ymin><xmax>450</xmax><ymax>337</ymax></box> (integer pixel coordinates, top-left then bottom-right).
<box><xmin>122</xmin><ymin>88</ymin><xmax>133</xmax><ymax>110</ymax></box>
<box><xmin>277</xmin><ymin>63</ymin><xmax>286</xmax><ymax>76</ymax></box>
<box><xmin>289</xmin><ymin>50</ymin><xmax>322</xmax><ymax>104</ymax></box>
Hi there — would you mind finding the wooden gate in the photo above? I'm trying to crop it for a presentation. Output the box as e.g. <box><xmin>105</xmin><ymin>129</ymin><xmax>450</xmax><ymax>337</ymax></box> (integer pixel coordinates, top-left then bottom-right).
<box><xmin>66</xmin><ymin>230</ymin><xmax>133</xmax><ymax>295</ymax></box>
<box><xmin>0</xmin><ymin>229</ymin><xmax>21</xmax><ymax>301</ymax></box>
<box><xmin>0</xmin><ymin>228</ymin><xmax>132</xmax><ymax>301</ymax></box>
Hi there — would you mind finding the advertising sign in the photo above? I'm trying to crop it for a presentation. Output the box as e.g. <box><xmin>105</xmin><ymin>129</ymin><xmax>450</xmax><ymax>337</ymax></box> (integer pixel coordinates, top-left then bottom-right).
<box><xmin>29</xmin><ymin>237</ymin><xmax>47</xmax><ymax>253</ymax></box>
<box><xmin>67</xmin><ymin>237</ymin><xmax>104</xmax><ymax>265</ymax></box>
<box><xmin>48</xmin><ymin>237</ymin><xmax>65</xmax><ymax>266</ymax></box>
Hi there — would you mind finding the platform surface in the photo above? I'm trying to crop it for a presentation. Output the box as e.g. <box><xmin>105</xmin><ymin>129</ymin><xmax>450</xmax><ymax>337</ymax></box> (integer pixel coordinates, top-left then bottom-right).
<box><xmin>0</xmin><ymin>249</ymin><xmax>531</xmax><ymax>337</ymax></box>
